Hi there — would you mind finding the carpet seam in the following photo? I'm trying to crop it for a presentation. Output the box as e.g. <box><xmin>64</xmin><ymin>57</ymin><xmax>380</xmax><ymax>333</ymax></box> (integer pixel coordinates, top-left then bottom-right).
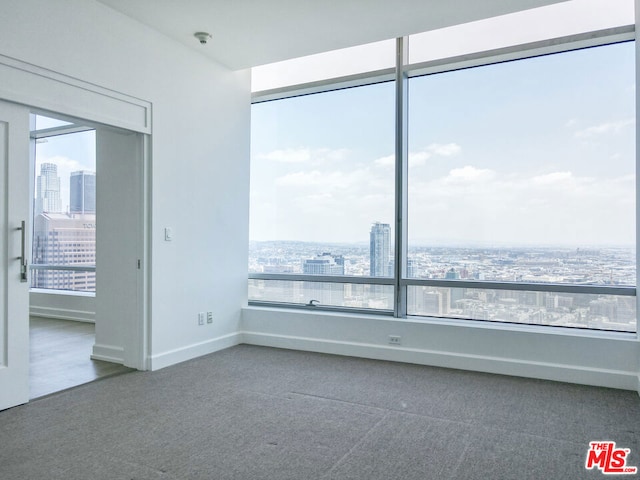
<box><xmin>320</xmin><ymin>411</ymin><xmax>392</xmax><ymax>479</ymax></box>
<box><xmin>287</xmin><ymin>390</ymin><xmax>588</xmax><ymax>449</ymax></box>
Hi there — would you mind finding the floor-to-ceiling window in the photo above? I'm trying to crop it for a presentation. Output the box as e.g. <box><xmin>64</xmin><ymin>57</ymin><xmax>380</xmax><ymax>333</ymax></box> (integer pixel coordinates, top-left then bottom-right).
<box><xmin>249</xmin><ymin>0</ymin><xmax>636</xmax><ymax>333</ymax></box>
<box><xmin>406</xmin><ymin>41</ymin><xmax>635</xmax><ymax>331</ymax></box>
<box><xmin>249</xmin><ymin>82</ymin><xmax>396</xmax><ymax>311</ymax></box>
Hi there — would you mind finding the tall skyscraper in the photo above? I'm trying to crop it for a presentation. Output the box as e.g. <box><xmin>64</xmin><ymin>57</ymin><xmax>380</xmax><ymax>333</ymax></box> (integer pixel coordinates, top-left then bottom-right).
<box><xmin>35</xmin><ymin>163</ymin><xmax>62</xmax><ymax>214</ymax></box>
<box><xmin>370</xmin><ymin>222</ymin><xmax>391</xmax><ymax>277</ymax></box>
<box><xmin>70</xmin><ymin>171</ymin><xmax>96</xmax><ymax>214</ymax></box>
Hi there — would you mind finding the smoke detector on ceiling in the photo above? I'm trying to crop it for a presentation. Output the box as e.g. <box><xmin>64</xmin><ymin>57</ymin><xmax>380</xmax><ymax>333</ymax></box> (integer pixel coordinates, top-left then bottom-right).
<box><xmin>194</xmin><ymin>32</ymin><xmax>212</xmax><ymax>45</ymax></box>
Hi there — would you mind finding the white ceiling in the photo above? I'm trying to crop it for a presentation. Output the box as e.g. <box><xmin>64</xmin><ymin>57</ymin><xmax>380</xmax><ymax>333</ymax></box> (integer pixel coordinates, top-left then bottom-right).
<box><xmin>96</xmin><ymin>0</ymin><xmax>566</xmax><ymax>70</ymax></box>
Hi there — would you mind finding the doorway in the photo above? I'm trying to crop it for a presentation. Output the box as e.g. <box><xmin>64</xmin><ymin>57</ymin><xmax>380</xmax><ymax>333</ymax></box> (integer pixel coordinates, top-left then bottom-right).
<box><xmin>28</xmin><ymin>113</ymin><xmax>134</xmax><ymax>398</ymax></box>
<box><xmin>0</xmin><ymin>57</ymin><xmax>150</xmax><ymax>411</ymax></box>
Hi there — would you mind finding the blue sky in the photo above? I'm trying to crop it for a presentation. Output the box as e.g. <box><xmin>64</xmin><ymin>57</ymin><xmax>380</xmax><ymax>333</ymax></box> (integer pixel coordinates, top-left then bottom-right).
<box><xmin>250</xmin><ymin>41</ymin><xmax>636</xmax><ymax>248</ymax></box>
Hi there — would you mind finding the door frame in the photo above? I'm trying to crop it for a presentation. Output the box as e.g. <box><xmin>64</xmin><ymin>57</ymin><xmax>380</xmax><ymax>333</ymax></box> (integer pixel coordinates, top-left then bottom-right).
<box><xmin>0</xmin><ymin>55</ymin><xmax>152</xmax><ymax>374</ymax></box>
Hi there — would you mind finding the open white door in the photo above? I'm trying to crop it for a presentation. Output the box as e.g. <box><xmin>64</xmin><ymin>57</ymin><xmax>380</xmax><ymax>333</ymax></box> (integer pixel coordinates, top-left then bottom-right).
<box><xmin>94</xmin><ymin>126</ymin><xmax>146</xmax><ymax>370</ymax></box>
<box><xmin>0</xmin><ymin>100</ymin><xmax>31</xmax><ymax>410</ymax></box>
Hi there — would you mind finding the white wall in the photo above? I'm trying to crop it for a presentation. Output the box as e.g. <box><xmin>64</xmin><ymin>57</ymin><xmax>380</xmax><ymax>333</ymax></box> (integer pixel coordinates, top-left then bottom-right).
<box><xmin>242</xmin><ymin>307</ymin><xmax>640</xmax><ymax>391</ymax></box>
<box><xmin>30</xmin><ymin>290</ymin><xmax>95</xmax><ymax>323</ymax></box>
<box><xmin>1</xmin><ymin>0</ymin><xmax>251</xmax><ymax>369</ymax></box>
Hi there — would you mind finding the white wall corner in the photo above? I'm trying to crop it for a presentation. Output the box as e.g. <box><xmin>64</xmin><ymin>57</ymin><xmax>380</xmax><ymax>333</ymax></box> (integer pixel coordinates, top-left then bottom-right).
<box><xmin>148</xmin><ymin>332</ymin><xmax>243</xmax><ymax>371</ymax></box>
<box><xmin>92</xmin><ymin>343</ymin><xmax>125</xmax><ymax>365</ymax></box>
<box><xmin>29</xmin><ymin>291</ymin><xmax>96</xmax><ymax>323</ymax></box>
<box><xmin>29</xmin><ymin>306</ymin><xmax>95</xmax><ymax>323</ymax></box>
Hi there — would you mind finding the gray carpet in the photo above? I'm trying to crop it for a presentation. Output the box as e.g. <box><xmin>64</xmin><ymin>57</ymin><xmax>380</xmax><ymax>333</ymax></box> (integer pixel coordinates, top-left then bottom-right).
<box><xmin>1</xmin><ymin>344</ymin><xmax>639</xmax><ymax>479</ymax></box>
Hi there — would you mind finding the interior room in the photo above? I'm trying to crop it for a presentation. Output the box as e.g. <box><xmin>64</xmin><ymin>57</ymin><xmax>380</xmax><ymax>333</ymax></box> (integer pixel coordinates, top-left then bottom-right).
<box><xmin>1</xmin><ymin>0</ymin><xmax>639</xmax><ymax>478</ymax></box>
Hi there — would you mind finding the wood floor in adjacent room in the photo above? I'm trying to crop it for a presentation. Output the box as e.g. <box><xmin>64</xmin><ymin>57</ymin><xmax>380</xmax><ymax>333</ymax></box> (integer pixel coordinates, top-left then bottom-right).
<box><xmin>29</xmin><ymin>317</ymin><xmax>133</xmax><ymax>399</ymax></box>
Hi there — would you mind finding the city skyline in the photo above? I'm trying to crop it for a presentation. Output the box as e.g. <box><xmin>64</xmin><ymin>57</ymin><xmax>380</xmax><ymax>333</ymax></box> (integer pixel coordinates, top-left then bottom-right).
<box><xmin>35</xmin><ymin>163</ymin><xmax>97</xmax><ymax>213</ymax></box>
<box><xmin>248</xmin><ymin>238</ymin><xmax>636</xmax><ymax>332</ymax></box>
<box><xmin>250</xmin><ymin>239</ymin><xmax>635</xmax><ymax>284</ymax></box>
<box><xmin>34</xmin><ymin>126</ymin><xmax>96</xmax><ymax>214</ymax></box>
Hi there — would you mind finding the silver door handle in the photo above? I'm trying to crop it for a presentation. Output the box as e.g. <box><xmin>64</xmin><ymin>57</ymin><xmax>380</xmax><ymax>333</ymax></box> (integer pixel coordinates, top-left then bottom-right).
<box><xmin>17</xmin><ymin>220</ymin><xmax>27</xmax><ymax>282</ymax></box>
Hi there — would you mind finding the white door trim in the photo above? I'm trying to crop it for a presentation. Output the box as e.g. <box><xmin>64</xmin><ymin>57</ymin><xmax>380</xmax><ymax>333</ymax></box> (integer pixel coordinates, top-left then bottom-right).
<box><xmin>0</xmin><ymin>56</ymin><xmax>151</xmax><ymax>373</ymax></box>
<box><xmin>0</xmin><ymin>53</ymin><xmax>151</xmax><ymax>134</ymax></box>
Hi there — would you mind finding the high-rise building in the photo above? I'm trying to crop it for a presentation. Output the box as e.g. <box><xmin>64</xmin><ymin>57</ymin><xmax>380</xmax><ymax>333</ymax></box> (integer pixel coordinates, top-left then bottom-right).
<box><xmin>370</xmin><ymin>222</ymin><xmax>390</xmax><ymax>277</ymax></box>
<box><xmin>407</xmin><ymin>259</ymin><xmax>416</xmax><ymax>278</ymax></box>
<box><xmin>303</xmin><ymin>253</ymin><xmax>344</xmax><ymax>275</ymax></box>
<box><xmin>70</xmin><ymin>171</ymin><xmax>96</xmax><ymax>214</ymax></box>
<box><xmin>302</xmin><ymin>253</ymin><xmax>345</xmax><ymax>306</ymax></box>
<box><xmin>35</xmin><ymin>163</ymin><xmax>62</xmax><ymax>214</ymax></box>
<box><xmin>32</xmin><ymin>212</ymin><xmax>96</xmax><ymax>291</ymax></box>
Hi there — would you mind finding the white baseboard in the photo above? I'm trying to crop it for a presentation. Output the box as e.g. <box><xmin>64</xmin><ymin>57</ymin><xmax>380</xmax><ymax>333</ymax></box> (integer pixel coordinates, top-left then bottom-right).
<box><xmin>149</xmin><ymin>332</ymin><xmax>242</xmax><ymax>371</ymax></box>
<box><xmin>92</xmin><ymin>343</ymin><xmax>124</xmax><ymax>364</ymax></box>
<box><xmin>30</xmin><ymin>305</ymin><xmax>95</xmax><ymax>323</ymax></box>
<box><xmin>240</xmin><ymin>331</ymin><xmax>639</xmax><ymax>391</ymax></box>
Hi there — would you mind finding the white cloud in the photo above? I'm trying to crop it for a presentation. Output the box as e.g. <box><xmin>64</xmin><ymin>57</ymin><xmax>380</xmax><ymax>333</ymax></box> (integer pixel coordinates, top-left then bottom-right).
<box><xmin>260</xmin><ymin>148</ymin><xmax>311</xmax><ymax>163</ymax></box>
<box><xmin>428</xmin><ymin>143</ymin><xmax>461</xmax><ymax>157</ymax></box>
<box><xmin>446</xmin><ymin>165</ymin><xmax>495</xmax><ymax>183</ymax></box>
<box><xmin>275</xmin><ymin>170</ymin><xmax>323</xmax><ymax>187</ymax></box>
<box><xmin>408</xmin><ymin>165</ymin><xmax>635</xmax><ymax>246</ymax></box>
<box><xmin>374</xmin><ymin>154</ymin><xmax>394</xmax><ymax>167</ymax></box>
<box><xmin>409</xmin><ymin>151</ymin><xmax>430</xmax><ymax>167</ymax></box>
<box><xmin>374</xmin><ymin>152</ymin><xmax>431</xmax><ymax>168</ymax></box>
<box><xmin>374</xmin><ymin>143</ymin><xmax>462</xmax><ymax>169</ymax></box>
<box><xmin>531</xmin><ymin>171</ymin><xmax>573</xmax><ymax>185</ymax></box>
<box><xmin>575</xmin><ymin>118</ymin><xmax>635</xmax><ymax>138</ymax></box>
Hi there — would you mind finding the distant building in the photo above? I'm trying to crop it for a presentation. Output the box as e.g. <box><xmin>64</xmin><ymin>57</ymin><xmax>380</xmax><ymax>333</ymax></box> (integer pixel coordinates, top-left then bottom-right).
<box><xmin>445</xmin><ymin>268</ymin><xmax>459</xmax><ymax>279</ymax></box>
<box><xmin>70</xmin><ymin>171</ymin><xmax>96</xmax><ymax>214</ymax></box>
<box><xmin>407</xmin><ymin>259</ymin><xmax>416</xmax><ymax>278</ymax></box>
<box><xmin>302</xmin><ymin>253</ymin><xmax>345</xmax><ymax>306</ymax></box>
<box><xmin>35</xmin><ymin>163</ymin><xmax>62</xmax><ymax>214</ymax></box>
<box><xmin>32</xmin><ymin>212</ymin><xmax>96</xmax><ymax>291</ymax></box>
<box><xmin>370</xmin><ymin>222</ymin><xmax>391</xmax><ymax>277</ymax></box>
<box><xmin>303</xmin><ymin>253</ymin><xmax>344</xmax><ymax>275</ymax></box>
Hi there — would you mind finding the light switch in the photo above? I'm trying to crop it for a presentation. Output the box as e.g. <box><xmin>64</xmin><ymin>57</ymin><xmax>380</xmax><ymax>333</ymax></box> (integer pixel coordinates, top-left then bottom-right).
<box><xmin>164</xmin><ymin>227</ymin><xmax>173</xmax><ymax>241</ymax></box>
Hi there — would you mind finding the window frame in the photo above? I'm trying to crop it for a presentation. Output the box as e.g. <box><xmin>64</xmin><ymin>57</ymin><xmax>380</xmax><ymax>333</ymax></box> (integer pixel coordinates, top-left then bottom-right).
<box><xmin>30</xmin><ymin>114</ymin><xmax>97</xmax><ymax>294</ymax></box>
<box><xmin>249</xmin><ymin>25</ymin><xmax>638</xmax><ymax>334</ymax></box>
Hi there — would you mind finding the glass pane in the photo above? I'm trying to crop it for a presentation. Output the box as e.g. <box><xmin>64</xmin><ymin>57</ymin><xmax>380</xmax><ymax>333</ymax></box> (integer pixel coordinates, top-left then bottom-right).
<box><xmin>33</xmin><ymin>114</ymin><xmax>73</xmax><ymax>130</ymax></box>
<box><xmin>407</xmin><ymin>42</ymin><xmax>635</xmax><ymax>287</ymax></box>
<box><xmin>30</xmin><ymin>268</ymin><xmax>95</xmax><ymax>292</ymax></box>
<box><xmin>249</xmin><ymin>279</ymin><xmax>394</xmax><ymax>311</ymax></box>
<box><xmin>250</xmin><ymin>82</ymin><xmax>395</xmax><ymax>281</ymax></box>
<box><xmin>407</xmin><ymin>286</ymin><xmax>636</xmax><ymax>333</ymax></box>
<box><xmin>252</xmin><ymin>39</ymin><xmax>395</xmax><ymax>92</ymax></box>
<box><xmin>31</xmin><ymin>129</ymin><xmax>96</xmax><ymax>292</ymax></box>
<box><xmin>408</xmin><ymin>0</ymin><xmax>634</xmax><ymax>66</ymax></box>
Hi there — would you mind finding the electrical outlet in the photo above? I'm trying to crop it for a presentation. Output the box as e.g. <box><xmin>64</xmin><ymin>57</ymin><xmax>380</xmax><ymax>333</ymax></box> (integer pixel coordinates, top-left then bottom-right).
<box><xmin>207</xmin><ymin>311</ymin><xmax>213</xmax><ymax>324</ymax></box>
<box><xmin>198</xmin><ymin>312</ymin><xmax>205</xmax><ymax>325</ymax></box>
<box><xmin>388</xmin><ymin>335</ymin><xmax>402</xmax><ymax>345</ymax></box>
